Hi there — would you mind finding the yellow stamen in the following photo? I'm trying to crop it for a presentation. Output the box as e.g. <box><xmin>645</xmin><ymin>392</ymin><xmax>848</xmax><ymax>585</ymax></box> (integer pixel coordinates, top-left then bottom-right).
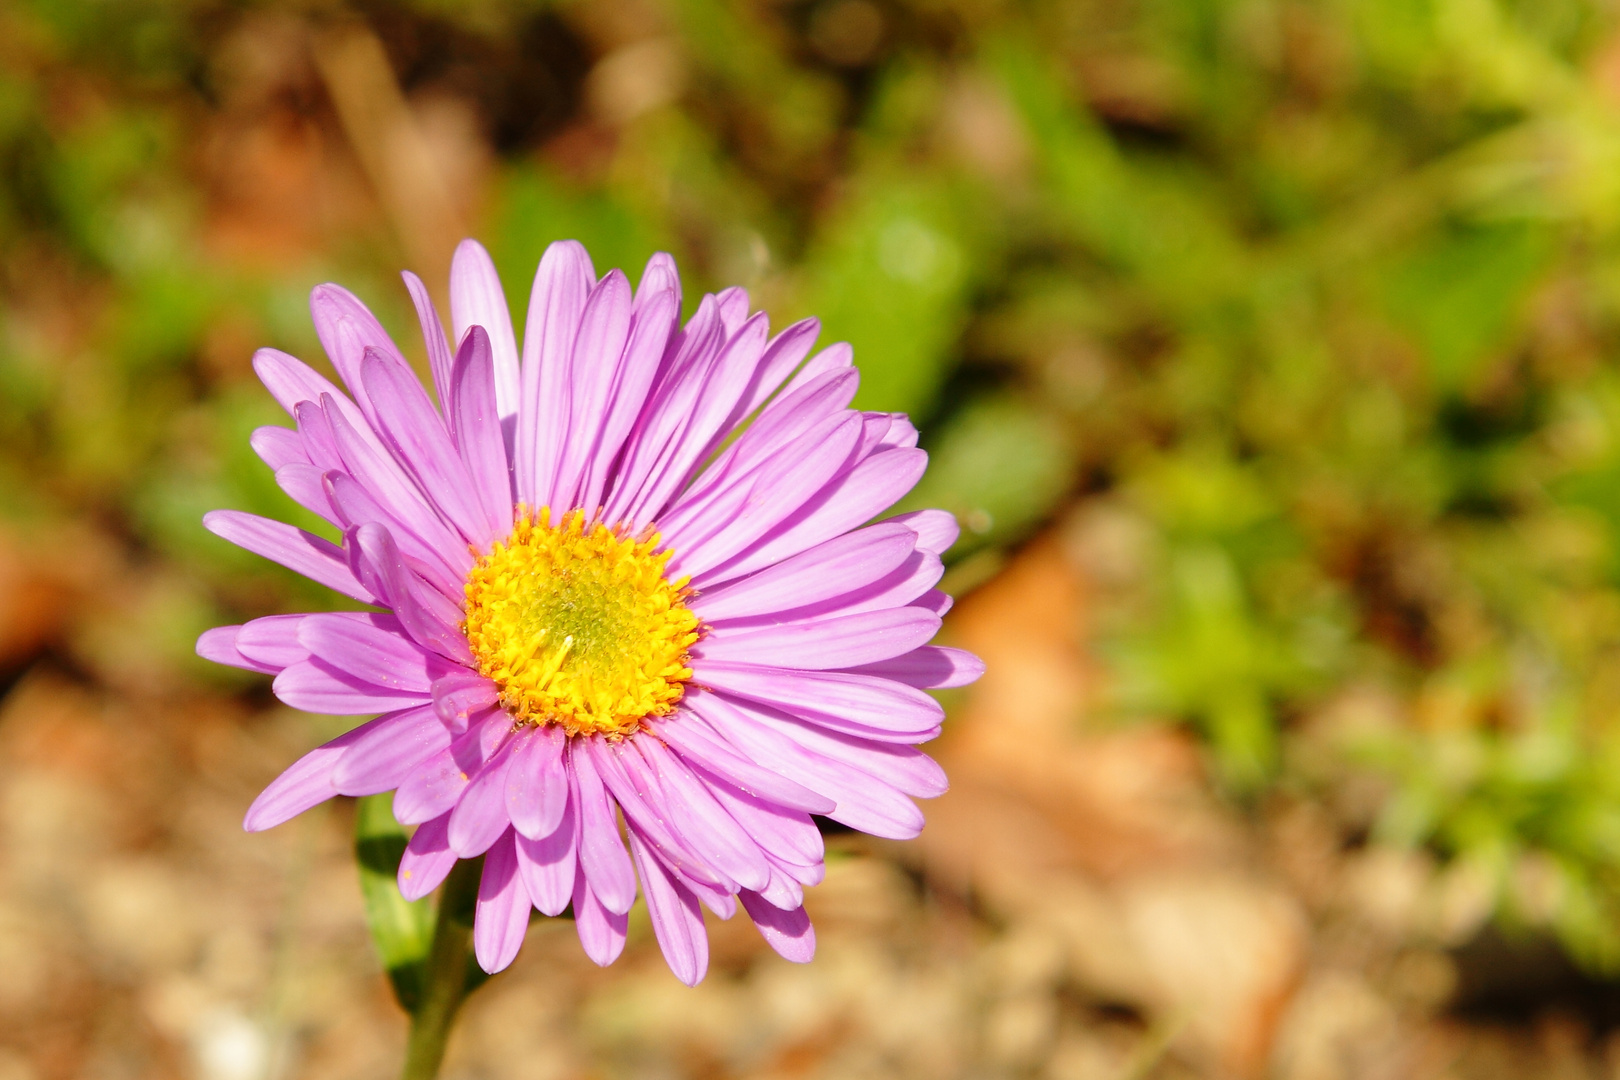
<box><xmin>463</xmin><ymin>508</ymin><xmax>700</xmax><ymax>739</ymax></box>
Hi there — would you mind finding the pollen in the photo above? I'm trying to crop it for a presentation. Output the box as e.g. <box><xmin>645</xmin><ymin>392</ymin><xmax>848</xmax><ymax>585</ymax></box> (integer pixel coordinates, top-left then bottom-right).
<box><xmin>463</xmin><ymin>509</ymin><xmax>701</xmax><ymax>739</ymax></box>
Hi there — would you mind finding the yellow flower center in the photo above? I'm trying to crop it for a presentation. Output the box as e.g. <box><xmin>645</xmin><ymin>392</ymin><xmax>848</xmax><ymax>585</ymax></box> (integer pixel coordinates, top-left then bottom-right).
<box><xmin>462</xmin><ymin>509</ymin><xmax>700</xmax><ymax>739</ymax></box>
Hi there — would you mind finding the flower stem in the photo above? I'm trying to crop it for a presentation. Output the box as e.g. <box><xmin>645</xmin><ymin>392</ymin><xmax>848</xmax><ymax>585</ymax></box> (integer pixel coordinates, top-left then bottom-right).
<box><xmin>400</xmin><ymin>858</ymin><xmax>482</xmax><ymax>1080</ymax></box>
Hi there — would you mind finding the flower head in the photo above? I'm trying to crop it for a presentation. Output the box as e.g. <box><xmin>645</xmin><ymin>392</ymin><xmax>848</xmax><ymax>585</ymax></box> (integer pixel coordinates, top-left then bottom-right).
<box><xmin>198</xmin><ymin>238</ymin><xmax>983</xmax><ymax>984</ymax></box>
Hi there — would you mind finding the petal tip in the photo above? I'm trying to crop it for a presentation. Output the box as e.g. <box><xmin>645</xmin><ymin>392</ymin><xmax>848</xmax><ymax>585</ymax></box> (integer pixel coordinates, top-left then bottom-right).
<box><xmin>454</xmin><ymin>237</ymin><xmax>493</xmax><ymax>262</ymax></box>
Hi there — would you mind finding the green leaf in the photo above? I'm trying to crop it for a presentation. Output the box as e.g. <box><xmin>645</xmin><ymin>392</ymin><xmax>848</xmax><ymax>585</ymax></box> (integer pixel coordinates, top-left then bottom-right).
<box><xmin>355</xmin><ymin>793</ymin><xmax>436</xmax><ymax>1014</ymax></box>
<box><xmin>1381</xmin><ymin>221</ymin><xmax>1551</xmax><ymax>391</ymax></box>
<box><xmin>802</xmin><ymin>176</ymin><xmax>974</xmax><ymax>417</ymax></box>
<box><xmin>990</xmin><ymin>34</ymin><xmax>1244</xmax><ymax>314</ymax></box>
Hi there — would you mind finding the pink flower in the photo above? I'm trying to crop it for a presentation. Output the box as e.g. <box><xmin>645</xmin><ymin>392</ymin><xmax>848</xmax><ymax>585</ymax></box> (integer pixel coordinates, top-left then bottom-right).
<box><xmin>198</xmin><ymin>239</ymin><xmax>982</xmax><ymax>984</ymax></box>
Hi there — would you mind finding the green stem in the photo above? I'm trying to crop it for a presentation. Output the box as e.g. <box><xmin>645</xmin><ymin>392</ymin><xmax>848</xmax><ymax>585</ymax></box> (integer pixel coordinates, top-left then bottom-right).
<box><xmin>400</xmin><ymin>858</ymin><xmax>482</xmax><ymax>1080</ymax></box>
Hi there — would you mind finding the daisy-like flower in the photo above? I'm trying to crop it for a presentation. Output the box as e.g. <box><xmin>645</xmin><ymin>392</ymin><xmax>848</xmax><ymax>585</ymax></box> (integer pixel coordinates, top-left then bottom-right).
<box><xmin>198</xmin><ymin>239</ymin><xmax>983</xmax><ymax>985</ymax></box>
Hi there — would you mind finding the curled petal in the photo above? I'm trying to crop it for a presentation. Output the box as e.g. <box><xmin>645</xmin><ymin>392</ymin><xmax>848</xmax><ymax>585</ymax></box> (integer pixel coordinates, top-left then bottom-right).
<box><xmin>431</xmin><ymin>670</ymin><xmax>499</xmax><ymax>732</ymax></box>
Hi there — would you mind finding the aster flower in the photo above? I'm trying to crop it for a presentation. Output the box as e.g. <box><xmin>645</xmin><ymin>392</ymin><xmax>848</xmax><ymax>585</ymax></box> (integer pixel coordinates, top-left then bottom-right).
<box><xmin>198</xmin><ymin>238</ymin><xmax>983</xmax><ymax>986</ymax></box>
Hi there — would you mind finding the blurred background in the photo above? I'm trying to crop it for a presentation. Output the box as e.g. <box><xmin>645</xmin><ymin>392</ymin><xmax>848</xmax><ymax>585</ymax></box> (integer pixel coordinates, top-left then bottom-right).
<box><xmin>10</xmin><ymin>0</ymin><xmax>1620</xmax><ymax>1077</ymax></box>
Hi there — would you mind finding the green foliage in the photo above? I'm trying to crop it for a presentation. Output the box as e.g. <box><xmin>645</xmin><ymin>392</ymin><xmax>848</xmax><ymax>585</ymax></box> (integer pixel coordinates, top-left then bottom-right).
<box><xmin>355</xmin><ymin>794</ymin><xmax>437</xmax><ymax>1012</ymax></box>
<box><xmin>353</xmin><ymin>795</ymin><xmax>494</xmax><ymax>1014</ymax></box>
<box><xmin>1382</xmin><ymin>222</ymin><xmax>1553</xmax><ymax>390</ymax></box>
<box><xmin>806</xmin><ymin>176</ymin><xmax>973</xmax><ymax>416</ymax></box>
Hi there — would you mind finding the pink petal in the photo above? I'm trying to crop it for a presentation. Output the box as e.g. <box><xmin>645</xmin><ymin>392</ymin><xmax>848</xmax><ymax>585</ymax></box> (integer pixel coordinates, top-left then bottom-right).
<box><xmin>690</xmin><ymin>521</ymin><xmax>917</xmax><ymax>623</ymax></box>
<box><xmin>516</xmin><ymin>795</ymin><xmax>577</xmax><ymax>916</ymax></box>
<box><xmin>699</xmin><ymin>447</ymin><xmax>927</xmax><ymax>587</ymax></box>
<box><xmin>361</xmin><ymin>349</ymin><xmax>489</xmax><ymax>549</ymax></box>
<box><xmin>729</xmin><ymin>318</ymin><xmax>821</xmax><ymax>426</ymax></box>
<box><xmin>662</xmin><ymin>411</ymin><xmax>863</xmax><ymax>579</ymax></box>
<box><xmin>569</xmin><ymin>741</ymin><xmax>638</xmax><ymax>915</ymax></box>
<box><xmin>752</xmin><ymin>861</ymin><xmax>806</xmax><ymax>910</ymax></box>
<box><xmin>197</xmin><ymin>625</ymin><xmax>272</xmax><ymax>674</ymax></box>
<box><xmin>603</xmin><ymin>296</ymin><xmax>725</xmax><ymax>526</ymax></box>
<box><xmin>323</xmin><ymin>471</ymin><xmax>463</xmax><ymax>600</ymax></box>
<box><xmin>505</xmin><ymin>725</ymin><xmax>569</xmax><ymax>840</ymax></box>
<box><xmin>401</xmin><ymin>269</ymin><xmax>456</xmax><ymax>414</ymax></box>
<box><xmin>846</xmin><ymin>645</ymin><xmax>984</xmax><ymax>689</ymax></box>
<box><xmin>473</xmin><ymin>830</ymin><xmax>531</xmax><ymax>973</ymax></box>
<box><xmin>447</xmin><ymin>326</ymin><xmax>513</xmax><ymax>544</ymax></box>
<box><xmin>448</xmin><ymin>736</ymin><xmax>519</xmax><ymax>857</ymax></box>
<box><xmin>634</xmin><ymin>252</ymin><xmax>681</xmax><ymax>313</ymax></box>
<box><xmin>692</xmin><ymin>662</ymin><xmax>943</xmax><ymax>741</ymax></box>
<box><xmin>572</xmin><ymin>874</ymin><xmax>629</xmax><ymax>967</ymax></box>
<box><xmin>293</xmin><ymin>399</ymin><xmax>344</xmax><ymax>470</ymax></box>
<box><xmin>332</xmin><ymin>704</ymin><xmax>451</xmax><ymax>796</ymax></box>
<box><xmin>590</xmin><ymin>739</ymin><xmax>724</xmax><ymax>887</ymax></box>
<box><xmin>683</xmin><ymin>691</ymin><xmax>925</xmax><ymax>839</ymax></box>
<box><xmin>203</xmin><ymin>510</ymin><xmax>376</xmax><ymax>604</ymax></box>
<box><xmin>629</xmin><ymin>832</ymin><xmax>709</xmax><ymax>986</ymax></box>
<box><xmin>272</xmin><ymin>659</ymin><xmax>430</xmax><ymax>715</ymax></box>
<box><xmin>751</xmin><ymin>712</ymin><xmax>949</xmax><ymax>799</ymax></box>
<box><xmin>431</xmin><ymin>670</ymin><xmax>499</xmax><ymax>733</ymax></box>
<box><xmin>578</xmin><ymin>284</ymin><xmax>677</xmax><ymax>518</ymax></box>
<box><xmin>297</xmin><ymin>611</ymin><xmax>451</xmax><ymax>692</ymax></box>
<box><xmin>697</xmin><ymin>607</ymin><xmax>941</xmax><ymax>670</ymax></box>
<box><xmin>309</xmin><ymin>282</ymin><xmax>411</xmax><ymax>431</ymax></box>
<box><xmin>517</xmin><ymin>240</ymin><xmax>595</xmax><ymax>512</ymax></box>
<box><xmin>701</xmin><ymin>777</ymin><xmax>824</xmax><ymax>866</ymax></box>
<box><xmin>275</xmin><ymin>463</ymin><xmax>341</xmax><ymax>525</ymax></box>
<box><xmin>651</xmin><ymin>716</ymin><xmax>834</xmax><ymax>814</ymax></box>
<box><xmin>235</xmin><ymin>613</ymin><xmax>311</xmax><ymax>670</ymax></box>
<box><xmin>778</xmin><ymin>342</ymin><xmax>852</xmax><ymax>397</ymax></box>
<box><xmin>251</xmin><ymin>347</ymin><xmax>385</xmax><ymax>464</ymax></box>
<box><xmin>779</xmin><ymin>549</ymin><xmax>944</xmax><ymax>622</ymax></box>
<box><xmin>398</xmin><ymin>812</ymin><xmax>457</xmax><ymax>901</ymax></box>
<box><xmin>875</xmin><ymin>413</ymin><xmax>919</xmax><ymax>449</ymax></box>
<box><xmin>321</xmin><ymin>393</ymin><xmax>469</xmax><ymax>581</ymax></box>
<box><xmin>250</xmin><ymin>425</ymin><xmax>307</xmax><ymax>471</ymax></box>
<box><xmin>628</xmin><ymin>313</ymin><xmax>770</xmax><ymax>525</ymax></box>
<box><xmin>243</xmin><ymin>714</ymin><xmax>392</xmax><ymax>831</ymax></box>
<box><xmin>632</xmin><ymin>738</ymin><xmax>770</xmax><ymax>891</ymax></box>
<box><xmin>551</xmin><ymin>269</ymin><xmax>632</xmax><ymax>512</ymax></box>
<box><xmin>715</xmin><ymin>286</ymin><xmax>750</xmax><ymax>333</ymax></box>
<box><xmin>449</xmin><ymin>239</ymin><xmax>521</xmax><ymax>429</ymax></box>
<box><xmin>740</xmin><ymin>891</ymin><xmax>815</xmax><ymax>963</ymax></box>
<box><xmin>347</xmin><ymin>523</ymin><xmax>474</xmax><ymax>665</ymax></box>
<box><xmin>392</xmin><ymin>742</ymin><xmax>474</xmax><ymax>825</ymax></box>
<box><xmin>885</xmin><ymin>508</ymin><xmax>958</xmax><ymax>554</ymax></box>
<box><xmin>680</xmin><ymin>368</ymin><xmax>859</xmax><ymax>508</ymax></box>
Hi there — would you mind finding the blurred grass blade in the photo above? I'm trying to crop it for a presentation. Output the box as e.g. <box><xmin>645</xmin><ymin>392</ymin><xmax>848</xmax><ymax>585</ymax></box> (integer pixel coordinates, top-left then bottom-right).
<box><xmin>355</xmin><ymin>793</ymin><xmax>435</xmax><ymax>1014</ymax></box>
